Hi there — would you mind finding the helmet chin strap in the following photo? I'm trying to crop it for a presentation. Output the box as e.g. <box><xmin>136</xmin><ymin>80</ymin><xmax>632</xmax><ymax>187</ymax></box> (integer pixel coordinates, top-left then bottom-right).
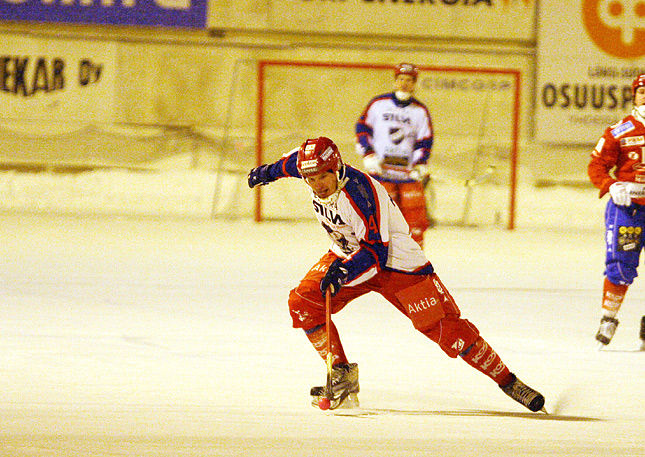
<box><xmin>395</xmin><ymin>91</ymin><xmax>412</xmax><ymax>101</ymax></box>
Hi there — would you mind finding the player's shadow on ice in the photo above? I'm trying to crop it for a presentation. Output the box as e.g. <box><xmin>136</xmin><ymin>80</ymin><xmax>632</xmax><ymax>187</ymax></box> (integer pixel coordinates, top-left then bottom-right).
<box><xmin>334</xmin><ymin>409</ymin><xmax>602</xmax><ymax>421</ymax></box>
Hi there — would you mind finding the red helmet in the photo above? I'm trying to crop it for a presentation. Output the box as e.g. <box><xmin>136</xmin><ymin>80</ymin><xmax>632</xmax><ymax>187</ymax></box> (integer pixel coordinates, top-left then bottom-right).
<box><xmin>394</xmin><ymin>62</ymin><xmax>419</xmax><ymax>82</ymax></box>
<box><xmin>296</xmin><ymin>137</ymin><xmax>342</xmax><ymax>178</ymax></box>
<box><xmin>632</xmin><ymin>74</ymin><xmax>645</xmax><ymax>96</ymax></box>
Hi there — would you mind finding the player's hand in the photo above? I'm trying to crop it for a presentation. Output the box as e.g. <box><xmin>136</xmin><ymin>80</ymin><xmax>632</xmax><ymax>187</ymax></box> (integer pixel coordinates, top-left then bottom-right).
<box><xmin>409</xmin><ymin>164</ymin><xmax>430</xmax><ymax>182</ymax></box>
<box><xmin>320</xmin><ymin>259</ymin><xmax>349</xmax><ymax>298</ymax></box>
<box><xmin>362</xmin><ymin>153</ymin><xmax>383</xmax><ymax>175</ymax></box>
<box><xmin>609</xmin><ymin>181</ymin><xmax>631</xmax><ymax>206</ymax></box>
<box><xmin>247</xmin><ymin>165</ymin><xmax>274</xmax><ymax>188</ymax></box>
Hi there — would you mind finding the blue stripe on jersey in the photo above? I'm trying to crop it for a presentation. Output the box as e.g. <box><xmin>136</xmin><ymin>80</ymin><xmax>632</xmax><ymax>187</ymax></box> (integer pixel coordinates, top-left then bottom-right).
<box><xmin>414</xmin><ymin>138</ymin><xmax>433</xmax><ymax>162</ymax></box>
<box><xmin>268</xmin><ymin>150</ymin><xmax>301</xmax><ymax>180</ymax></box>
<box><xmin>341</xmin><ymin>167</ymin><xmax>389</xmax><ymax>282</ymax></box>
<box><xmin>355</xmin><ymin>93</ymin><xmax>392</xmax><ymax>151</ymax></box>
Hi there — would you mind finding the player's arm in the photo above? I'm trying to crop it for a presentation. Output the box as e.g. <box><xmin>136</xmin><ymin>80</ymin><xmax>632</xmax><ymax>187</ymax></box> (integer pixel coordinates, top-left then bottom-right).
<box><xmin>356</xmin><ymin>112</ymin><xmax>375</xmax><ymax>156</ymax></box>
<box><xmin>321</xmin><ymin>209</ymin><xmax>388</xmax><ymax>298</ymax></box>
<box><xmin>356</xmin><ymin>103</ymin><xmax>385</xmax><ymax>174</ymax></box>
<box><xmin>588</xmin><ymin>132</ymin><xmax>620</xmax><ymax>197</ymax></box>
<box><xmin>411</xmin><ymin>137</ymin><xmax>432</xmax><ymax>164</ymax></box>
<box><xmin>339</xmin><ymin>177</ymin><xmax>390</xmax><ymax>283</ymax></box>
<box><xmin>247</xmin><ymin>149</ymin><xmax>301</xmax><ymax>188</ymax></box>
<box><xmin>411</xmin><ymin>106</ymin><xmax>434</xmax><ymax>166</ymax></box>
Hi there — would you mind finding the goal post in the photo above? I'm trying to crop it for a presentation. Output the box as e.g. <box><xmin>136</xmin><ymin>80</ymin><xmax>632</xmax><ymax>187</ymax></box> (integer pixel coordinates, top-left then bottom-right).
<box><xmin>255</xmin><ymin>60</ymin><xmax>521</xmax><ymax>229</ymax></box>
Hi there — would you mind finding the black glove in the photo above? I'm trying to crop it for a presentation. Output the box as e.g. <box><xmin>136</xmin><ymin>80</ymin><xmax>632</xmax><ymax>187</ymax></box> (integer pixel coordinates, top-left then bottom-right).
<box><xmin>320</xmin><ymin>259</ymin><xmax>349</xmax><ymax>298</ymax></box>
<box><xmin>247</xmin><ymin>164</ymin><xmax>275</xmax><ymax>188</ymax></box>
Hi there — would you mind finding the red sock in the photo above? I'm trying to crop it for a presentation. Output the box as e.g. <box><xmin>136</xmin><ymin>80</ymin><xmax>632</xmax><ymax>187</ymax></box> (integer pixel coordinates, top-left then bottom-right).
<box><xmin>602</xmin><ymin>278</ymin><xmax>628</xmax><ymax>317</ymax></box>
<box><xmin>305</xmin><ymin>322</ymin><xmax>348</xmax><ymax>366</ymax></box>
<box><xmin>460</xmin><ymin>337</ymin><xmax>512</xmax><ymax>386</ymax></box>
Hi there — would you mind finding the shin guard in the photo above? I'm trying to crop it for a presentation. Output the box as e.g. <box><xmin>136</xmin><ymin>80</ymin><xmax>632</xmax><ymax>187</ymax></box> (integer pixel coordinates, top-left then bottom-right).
<box><xmin>305</xmin><ymin>322</ymin><xmax>348</xmax><ymax>366</ymax></box>
<box><xmin>399</xmin><ymin>182</ymin><xmax>430</xmax><ymax>247</ymax></box>
<box><xmin>602</xmin><ymin>277</ymin><xmax>628</xmax><ymax>318</ymax></box>
<box><xmin>460</xmin><ymin>336</ymin><xmax>512</xmax><ymax>385</ymax></box>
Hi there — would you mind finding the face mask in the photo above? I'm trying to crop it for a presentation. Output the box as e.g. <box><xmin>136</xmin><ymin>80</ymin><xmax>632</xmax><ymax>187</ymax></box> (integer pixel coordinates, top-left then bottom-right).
<box><xmin>395</xmin><ymin>91</ymin><xmax>411</xmax><ymax>101</ymax></box>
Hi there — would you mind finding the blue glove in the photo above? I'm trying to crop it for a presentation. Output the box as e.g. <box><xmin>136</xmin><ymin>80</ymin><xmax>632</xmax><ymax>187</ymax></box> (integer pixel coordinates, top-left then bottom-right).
<box><xmin>248</xmin><ymin>165</ymin><xmax>275</xmax><ymax>188</ymax></box>
<box><xmin>320</xmin><ymin>259</ymin><xmax>349</xmax><ymax>298</ymax></box>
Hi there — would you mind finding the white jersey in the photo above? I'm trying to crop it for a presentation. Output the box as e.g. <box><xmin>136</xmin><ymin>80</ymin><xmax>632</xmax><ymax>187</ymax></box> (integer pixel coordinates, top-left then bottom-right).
<box><xmin>267</xmin><ymin>151</ymin><xmax>434</xmax><ymax>285</ymax></box>
<box><xmin>356</xmin><ymin>93</ymin><xmax>433</xmax><ymax>182</ymax></box>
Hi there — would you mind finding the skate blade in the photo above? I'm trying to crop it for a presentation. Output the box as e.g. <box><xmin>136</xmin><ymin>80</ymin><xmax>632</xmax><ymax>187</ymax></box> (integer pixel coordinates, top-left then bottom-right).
<box><xmin>312</xmin><ymin>393</ymin><xmax>360</xmax><ymax>410</ymax></box>
<box><xmin>336</xmin><ymin>393</ymin><xmax>360</xmax><ymax>409</ymax></box>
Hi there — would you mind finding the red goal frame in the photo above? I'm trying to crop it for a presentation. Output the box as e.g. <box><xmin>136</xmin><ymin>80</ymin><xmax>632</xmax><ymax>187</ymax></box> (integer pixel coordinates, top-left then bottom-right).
<box><xmin>254</xmin><ymin>60</ymin><xmax>521</xmax><ymax>230</ymax></box>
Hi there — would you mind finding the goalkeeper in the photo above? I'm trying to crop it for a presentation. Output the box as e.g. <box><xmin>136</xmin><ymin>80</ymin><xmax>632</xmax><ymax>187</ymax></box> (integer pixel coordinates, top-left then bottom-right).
<box><xmin>355</xmin><ymin>62</ymin><xmax>434</xmax><ymax>247</ymax></box>
<box><xmin>248</xmin><ymin>136</ymin><xmax>545</xmax><ymax>412</ymax></box>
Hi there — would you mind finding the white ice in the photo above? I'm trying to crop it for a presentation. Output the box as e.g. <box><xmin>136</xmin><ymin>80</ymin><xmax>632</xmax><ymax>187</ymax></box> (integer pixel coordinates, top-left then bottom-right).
<box><xmin>1</xmin><ymin>205</ymin><xmax>644</xmax><ymax>455</ymax></box>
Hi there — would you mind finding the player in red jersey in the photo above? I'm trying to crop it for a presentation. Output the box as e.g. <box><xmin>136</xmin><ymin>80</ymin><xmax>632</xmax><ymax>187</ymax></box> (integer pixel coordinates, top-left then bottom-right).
<box><xmin>588</xmin><ymin>74</ymin><xmax>645</xmax><ymax>350</ymax></box>
<box><xmin>248</xmin><ymin>136</ymin><xmax>546</xmax><ymax>411</ymax></box>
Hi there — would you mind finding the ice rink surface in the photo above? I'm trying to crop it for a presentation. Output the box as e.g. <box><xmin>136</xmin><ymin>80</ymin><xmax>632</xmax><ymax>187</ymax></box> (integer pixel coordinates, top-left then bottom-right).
<box><xmin>1</xmin><ymin>212</ymin><xmax>644</xmax><ymax>456</ymax></box>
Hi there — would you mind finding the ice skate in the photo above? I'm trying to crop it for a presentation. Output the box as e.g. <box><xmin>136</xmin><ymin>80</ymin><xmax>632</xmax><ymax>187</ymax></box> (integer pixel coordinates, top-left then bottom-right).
<box><xmin>310</xmin><ymin>363</ymin><xmax>360</xmax><ymax>410</ymax></box>
<box><xmin>596</xmin><ymin>316</ymin><xmax>619</xmax><ymax>347</ymax></box>
<box><xmin>499</xmin><ymin>373</ymin><xmax>546</xmax><ymax>413</ymax></box>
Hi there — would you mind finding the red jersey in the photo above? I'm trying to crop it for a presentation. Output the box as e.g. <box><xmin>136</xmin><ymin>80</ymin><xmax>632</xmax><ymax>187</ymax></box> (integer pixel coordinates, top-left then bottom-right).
<box><xmin>589</xmin><ymin>111</ymin><xmax>645</xmax><ymax>205</ymax></box>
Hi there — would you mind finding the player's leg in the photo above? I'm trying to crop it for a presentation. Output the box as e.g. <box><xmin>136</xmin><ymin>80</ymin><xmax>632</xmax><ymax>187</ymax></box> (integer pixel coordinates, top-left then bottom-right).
<box><xmin>382</xmin><ymin>180</ymin><xmax>430</xmax><ymax>246</ymax></box>
<box><xmin>596</xmin><ymin>278</ymin><xmax>628</xmax><ymax>345</ymax></box>
<box><xmin>398</xmin><ymin>181</ymin><xmax>430</xmax><ymax>248</ymax></box>
<box><xmin>288</xmin><ymin>251</ymin><xmax>366</xmax><ymax>362</ymax></box>
<box><xmin>596</xmin><ymin>201</ymin><xmax>643</xmax><ymax>345</ymax></box>
<box><xmin>380</xmin><ymin>180</ymin><xmax>400</xmax><ymax>204</ymax></box>
<box><xmin>382</xmin><ymin>272</ymin><xmax>545</xmax><ymax>412</ymax></box>
<box><xmin>288</xmin><ymin>252</ymin><xmax>368</xmax><ymax>408</ymax></box>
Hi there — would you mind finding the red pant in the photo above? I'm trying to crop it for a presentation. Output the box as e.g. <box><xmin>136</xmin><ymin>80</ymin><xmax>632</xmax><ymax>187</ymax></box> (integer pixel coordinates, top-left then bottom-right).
<box><xmin>288</xmin><ymin>252</ymin><xmax>480</xmax><ymax>358</ymax></box>
<box><xmin>381</xmin><ymin>181</ymin><xmax>430</xmax><ymax>246</ymax></box>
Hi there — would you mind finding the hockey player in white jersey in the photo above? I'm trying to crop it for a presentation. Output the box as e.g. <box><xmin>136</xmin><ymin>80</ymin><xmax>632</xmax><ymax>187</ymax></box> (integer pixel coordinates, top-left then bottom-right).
<box><xmin>356</xmin><ymin>62</ymin><xmax>434</xmax><ymax>247</ymax></box>
<box><xmin>248</xmin><ymin>136</ymin><xmax>545</xmax><ymax>412</ymax></box>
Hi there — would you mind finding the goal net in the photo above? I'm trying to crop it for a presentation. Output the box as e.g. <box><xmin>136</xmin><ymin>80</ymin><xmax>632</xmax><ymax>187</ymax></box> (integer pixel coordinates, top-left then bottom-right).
<box><xmin>254</xmin><ymin>61</ymin><xmax>520</xmax><ymax>229</ymax></box>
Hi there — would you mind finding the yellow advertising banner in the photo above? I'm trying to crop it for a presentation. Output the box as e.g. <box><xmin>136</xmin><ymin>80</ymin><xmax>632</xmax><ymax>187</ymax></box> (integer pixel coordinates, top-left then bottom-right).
<box><xmin>536</xmin><ymin>0</ymin><xmax>645</xmax><ymax>144</ymax></box>
<box><xmin>0</xmin><ymin>35</ymin><xmax>116</xmax><ymax>123</ymax></box>
<box><xmin>209</xmin><ymin>0</ymin><xmax>536</xmax><ymax>41</ymax></box>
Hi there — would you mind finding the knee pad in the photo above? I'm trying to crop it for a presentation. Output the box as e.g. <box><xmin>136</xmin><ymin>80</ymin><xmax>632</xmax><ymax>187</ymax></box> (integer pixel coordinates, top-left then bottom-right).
<box><xmin>399</xmin><ymin>182</ymin><xmax>430</xmax><ymax>233</ymax></box>
<box><xmin>288</xmin><ymin>281</ymin><xmax>325</xmax><ymax>329</ymax></box>
<box><xmin>422</xmin><ymin>316</ymin><xmax>480</xmax><ymax>358</ymax></box>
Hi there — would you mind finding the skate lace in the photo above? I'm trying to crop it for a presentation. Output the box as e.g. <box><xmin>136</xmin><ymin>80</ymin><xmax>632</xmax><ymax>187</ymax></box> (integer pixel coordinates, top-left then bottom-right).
<box><xmin>598</xmin><ymin>319</ymin><xmax>618</xmax><ymax>337</ymax></box>
<box><xmin>330</xmin><ymin>364</ymin><xmax>359</xmax><ymax>393</ymax></box>
<box><xmin>510</xmin><ymin>381</ymin><xmax>538</xmax><ymax>406</ymax></box>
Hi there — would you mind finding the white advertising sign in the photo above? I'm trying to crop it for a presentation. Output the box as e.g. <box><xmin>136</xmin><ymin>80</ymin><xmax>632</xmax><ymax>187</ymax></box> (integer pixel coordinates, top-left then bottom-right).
<box><xmin>211</xmin><ymin>0</ymin><xmax>536</xmax><ymax>42</ymax></box>
<box><xmin>0</xmin><ymin>36</ymin><xmax>116</xmax><ymax>122</ymax></box>
<box><xmin>536</xmin><ymin>0</ymin><xmax>645</xmax><ymax>144</ymax></box>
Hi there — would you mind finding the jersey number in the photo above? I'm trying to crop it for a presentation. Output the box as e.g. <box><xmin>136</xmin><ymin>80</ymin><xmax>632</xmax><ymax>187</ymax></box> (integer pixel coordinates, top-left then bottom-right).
<box><xmin>368</xmin><ymin>215</ymin><xmax>378</xmax><ymax>235</ymax></box>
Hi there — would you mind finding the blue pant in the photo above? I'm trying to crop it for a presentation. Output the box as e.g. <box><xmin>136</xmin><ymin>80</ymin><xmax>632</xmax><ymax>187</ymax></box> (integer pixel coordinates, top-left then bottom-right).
<box><xmin>604</xmin><ymin>200</ymin><xmax>645</xmax><ymax>285</ymax></box>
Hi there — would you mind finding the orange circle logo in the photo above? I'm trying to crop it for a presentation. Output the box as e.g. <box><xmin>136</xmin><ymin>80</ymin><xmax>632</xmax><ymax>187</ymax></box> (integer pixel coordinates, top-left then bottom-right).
<box><xmin>583</xmin><ymin>0</ymin><xmax>645</xmax><ymax>58</ymax></box>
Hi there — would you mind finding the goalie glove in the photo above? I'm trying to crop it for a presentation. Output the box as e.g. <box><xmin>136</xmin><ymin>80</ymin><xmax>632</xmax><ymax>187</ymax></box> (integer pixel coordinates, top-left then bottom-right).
<box><xmin>362</xmin><ymin>153</ymin><xmax>383</xmax><ymax>175</ymax></box>
<box><xmin>409</xmin><ymin>164</ymin><xmax>430</xmax><ymax>182</ymax></box>
<box><xmin>609</xmin><ymin>181</ymin><xmax>631</xmax><ymax>206</ymax></box>
<box><xmin>320</xmin><ymin>259</ymin><xmax>349</xmax><ymax>298</ymax></box>
<box><xmin>247</xmin><ymin>164</ymin><xmax>275</xmax><ymax>188</ymax></box>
